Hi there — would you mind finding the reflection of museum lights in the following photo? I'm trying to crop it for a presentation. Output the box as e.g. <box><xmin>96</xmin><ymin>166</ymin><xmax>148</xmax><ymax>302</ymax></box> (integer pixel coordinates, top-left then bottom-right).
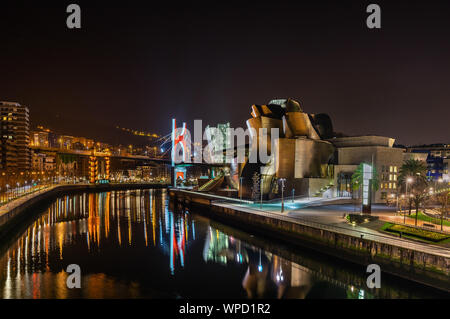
<box><xmin>276</xmin><ymin>269</ymin><xmax>284</xmax><ymax>282</ymax></box>
<box><xmin>258</xmin><ymin>249</ymin><xmax>262</xmax><ymax>272</ymax></box>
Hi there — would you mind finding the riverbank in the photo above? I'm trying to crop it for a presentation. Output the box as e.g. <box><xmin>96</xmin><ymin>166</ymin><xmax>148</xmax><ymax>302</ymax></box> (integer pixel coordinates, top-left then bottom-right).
<box><xmin>169</xmin><ymin>188</ymin><xmax>450</xmax><ymax>293</ymax></box>
<box><xmin>0</xmin><ymin>183</ymin><xmax>168</xmax><ymax>241</ymax></box>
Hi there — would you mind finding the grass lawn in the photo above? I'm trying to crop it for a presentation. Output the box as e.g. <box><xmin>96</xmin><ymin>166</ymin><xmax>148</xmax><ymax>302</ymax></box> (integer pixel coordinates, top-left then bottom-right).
<box><xmin>380</xmin><ymin>222</ymin><xmax>450</xmax><ymax>244</ymax></box>
<box><xmin>408</xmin><ymin>211</ymin><xmax>450</xmax><ymax>227</ymax></box>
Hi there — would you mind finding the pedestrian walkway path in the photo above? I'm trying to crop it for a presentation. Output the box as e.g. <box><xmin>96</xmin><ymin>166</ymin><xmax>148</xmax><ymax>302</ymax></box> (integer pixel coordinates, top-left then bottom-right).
<box><xmin>1</xmin><ymin>182</ymin><xmax>167</xmax><ymax>220</ymax></box>
<box><xmin>0</xmin><ymin>185</ymin><xmax>58</xmax><ymax>218</ymax></box>
<box><xmin>214</xmin><ymin>201</ymin><xmax>450</xmax><ymax>258</ymax></box>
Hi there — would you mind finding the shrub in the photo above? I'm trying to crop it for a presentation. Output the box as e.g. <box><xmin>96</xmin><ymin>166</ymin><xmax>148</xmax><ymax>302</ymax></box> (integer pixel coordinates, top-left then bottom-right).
<box><xmin>385</xmin><ymin>224</ymin><xmax>449</xmax><ymax>242</ymax></box>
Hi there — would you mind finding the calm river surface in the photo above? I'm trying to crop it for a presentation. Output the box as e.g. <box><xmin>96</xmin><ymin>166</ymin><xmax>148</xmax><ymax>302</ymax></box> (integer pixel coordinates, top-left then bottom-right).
<box><xmin>0</xmin><ymin>189</ymin><xmax>447</xmax><ymax>299</ymax></box>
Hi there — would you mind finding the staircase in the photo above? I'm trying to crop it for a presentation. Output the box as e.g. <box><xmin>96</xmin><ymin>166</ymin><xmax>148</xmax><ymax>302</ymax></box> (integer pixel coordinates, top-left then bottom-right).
<box><xmin>198</xmin><ymin>175</ymin><xmax>224</xmax><ymax>192</ymax></box>
<box><xmin>313</xmin><ymin>182</ymin><xmax>334</xmax><ymax>197</ymax></box>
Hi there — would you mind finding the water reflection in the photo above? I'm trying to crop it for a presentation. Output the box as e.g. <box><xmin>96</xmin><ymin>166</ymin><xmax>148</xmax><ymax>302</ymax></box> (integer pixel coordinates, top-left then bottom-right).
<box><xmin>0</xmin><ymin>190</ymin><xmax>444</xmax><ymax>299</ymax></box>
<box><xmin>202</xmin><ymin>223</ymin><xmax>361</xmax><ymax>299</ymax></box>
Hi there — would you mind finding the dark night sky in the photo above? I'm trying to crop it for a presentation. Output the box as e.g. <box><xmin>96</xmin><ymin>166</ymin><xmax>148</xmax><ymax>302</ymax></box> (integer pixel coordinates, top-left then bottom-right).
<box><xmin>0</xmin><ymin>0</ymin><xmax>449</xmax><ymax>145</ymax></box>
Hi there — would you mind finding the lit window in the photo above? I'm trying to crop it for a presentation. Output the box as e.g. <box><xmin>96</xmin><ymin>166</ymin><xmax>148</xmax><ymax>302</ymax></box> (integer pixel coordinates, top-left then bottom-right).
<box><xmin>389</xmin><ymin>174</ymin><xmax>393</xmax><ymax>181</ymax></box>
<box><xmin>393</xmin><ymin>183</ymin><xmax>397</xmax><ymax>189</ymax></box>
<box><xmin>390</xmin><ymin>166</ymin><xmax>393</xmax><ymax>172</ymax></box>
<box><xmin>394</xmin><ymin>166</ymin><xmax>397</xmax><ymax>173</ymax></box>
<box><xmin>389</xmin><ymin>183</ymin><xmax>392</xmax><ymax>189</ymax></box>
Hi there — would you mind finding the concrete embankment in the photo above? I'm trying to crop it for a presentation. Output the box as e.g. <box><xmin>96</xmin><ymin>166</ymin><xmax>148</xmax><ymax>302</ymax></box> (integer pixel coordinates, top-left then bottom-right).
<box><xmin>169</xmin><ymin>189</ymin><xmax>450</xmax><ymax>293</ymax></box>
<box><xmin>0</xmin><ymin>183</ymin><xmax>168</xmax><ymax>241</ymax></box>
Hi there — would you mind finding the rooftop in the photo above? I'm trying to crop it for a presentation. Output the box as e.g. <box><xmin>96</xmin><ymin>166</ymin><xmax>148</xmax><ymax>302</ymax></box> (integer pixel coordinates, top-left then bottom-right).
<box><xmin>327</xmin><ymin>135</ymin><xmax>396</xmax><ymax>148</ymax></box>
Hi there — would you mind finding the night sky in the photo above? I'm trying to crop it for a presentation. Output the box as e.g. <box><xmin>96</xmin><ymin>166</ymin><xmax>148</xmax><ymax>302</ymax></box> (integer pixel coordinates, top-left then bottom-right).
<box><xmin>0</xmin><ymin>0</ymin><xmax>449</xmax><ymax>145</ymax></box>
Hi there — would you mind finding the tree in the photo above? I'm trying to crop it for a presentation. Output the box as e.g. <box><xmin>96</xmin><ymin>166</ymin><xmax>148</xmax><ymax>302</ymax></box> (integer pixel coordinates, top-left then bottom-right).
<box><xmin>351</xmin><ymin>163</ymin><xmax>379</xmax><ymax>192</ymax></box>
<box><xmin>434</xmin><ymin>187</ymin><xmax>449</xmax><ymax>231</ymax></box>
<box><xmin>398</xmin><ymin>159</ymin><xmax>428</xmax><ymax>226</ymax></box>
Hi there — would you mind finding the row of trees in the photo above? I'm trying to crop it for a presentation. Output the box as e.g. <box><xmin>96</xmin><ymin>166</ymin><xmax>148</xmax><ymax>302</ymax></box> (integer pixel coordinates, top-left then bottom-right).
<box><xmin>398</xmin><ymin>159</ymin><xmax>428</xmax><ymax>225</ymax></box>
<box><xmin>398</xmin><ymin>159</ymin><xmax>449</xmax><ymax>229</ymax></box>
<box><xmin>352</xmin><ymin>159</ymin><xmax>449</xmax><ymax>229</ymax></box>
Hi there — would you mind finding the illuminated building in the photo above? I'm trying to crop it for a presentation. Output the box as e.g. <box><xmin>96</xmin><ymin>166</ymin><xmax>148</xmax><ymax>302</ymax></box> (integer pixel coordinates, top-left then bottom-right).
<box><xmin>229</xmin><ymin>98</ymin><xmax>411</xmax><ymax>204</ymax></box>
<box><xmin>405</xmin><ymin>144</ymin><xmax>450</xmax><ymax>181</ymax></box>
<box><xmin>30</xmin><ymin>127</ymin><xmax>59</xmax><ymax>148</ymax></box>
<box><xmin>58</xmin><ymin>135</ymin><xmax>75</xmax><ymax>150</ymax></box>
<box><xmin>0</xmin><ymin>101</ymin><xmax>30</xmax><ymax>172</ymax></box>
<box><xmin>330</xmin><ymin>136</ymin><xmax>405</xmax><ymax>203</ymax></box>
<box><xmin>31</xmin><ymin>151</ymin><xmax>56</xmax><ymax>172</ymax></box>
<box><xmin>235</xmin><ymin>98</ymin><xmax>335</xmax><ymax>200</ymax></box>
<box><xmin>72</xmin><ymin>137</ymin><xmax>94</xmax><ymax>149</ymax></box>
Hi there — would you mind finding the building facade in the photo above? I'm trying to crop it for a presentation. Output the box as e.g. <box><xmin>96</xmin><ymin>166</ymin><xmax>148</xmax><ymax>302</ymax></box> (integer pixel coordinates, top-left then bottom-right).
<box><xmin>0</xmin><ymin>102</ymin><xmax>30</xmax><ymax>172</ymax></box>
<box><xmin>405</xmin><ymin>144</ymin><xmax>450</xmax><ymax>181</ymax></box>
<box><xmin>329</xmin><ymin>136</ymin><xmax>405</xmax><ymax>203</ymax></box>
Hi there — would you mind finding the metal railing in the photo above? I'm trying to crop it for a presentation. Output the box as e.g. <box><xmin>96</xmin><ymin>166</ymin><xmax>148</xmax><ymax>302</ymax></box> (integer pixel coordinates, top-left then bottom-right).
<box><xmin>212</xmin><ymin>198</ymin><xmax>450</xmax><ymax>258</ymax></box>
<box><xmin>0</xmin><ymin>180</ymin><xmax>169</xmax><ymax>208</ymax></box>
<box><xmin>0</xmin><ymin>184</ymin><xmax>53</xmax><ymax>207</ymax></box>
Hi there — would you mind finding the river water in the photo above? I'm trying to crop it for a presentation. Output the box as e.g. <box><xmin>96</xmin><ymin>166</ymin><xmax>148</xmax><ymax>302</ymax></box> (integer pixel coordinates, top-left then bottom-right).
<box><xmin>0</xmin><ymin>189</ymin><xmax>446</xmax><ymax>299</ymax></box>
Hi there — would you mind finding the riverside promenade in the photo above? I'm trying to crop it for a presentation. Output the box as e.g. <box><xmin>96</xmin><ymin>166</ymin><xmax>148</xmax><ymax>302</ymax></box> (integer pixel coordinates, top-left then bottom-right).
<box><xmin>226</xmin><ymin>202</ymin><xmax>450</xmax><ymax>258</ymax></box>
<box><xmin>170</xmin><ymin>188</ymin><xmax>450</xmax><ymax>292</ymax></box>
<box><xmin>170</xmin><ymin>189</ymin><xmax>450</xmax><ymax>257</ymax></box>
<box><xmin>0</xmin><ymin>182</ymin><xmax>168</xmax><ymax>239</ymax></box>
